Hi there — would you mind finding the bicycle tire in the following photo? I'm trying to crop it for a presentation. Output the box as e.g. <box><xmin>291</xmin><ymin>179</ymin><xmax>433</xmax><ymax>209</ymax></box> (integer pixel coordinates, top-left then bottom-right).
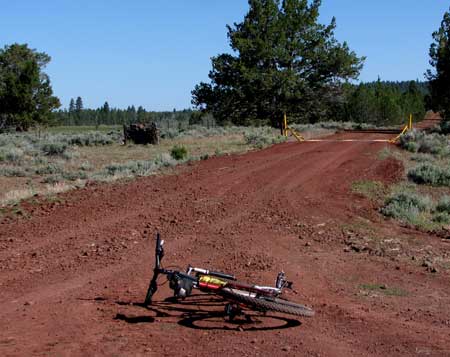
<box><xmin>144</xmin><ymin>285</ymin><xmax>153</xmax><ymax>305</ymax></box>
<box><xmin>219</xmin><ymin>288</ymin><xmax>314</xmax><ymax>317</ymax></box>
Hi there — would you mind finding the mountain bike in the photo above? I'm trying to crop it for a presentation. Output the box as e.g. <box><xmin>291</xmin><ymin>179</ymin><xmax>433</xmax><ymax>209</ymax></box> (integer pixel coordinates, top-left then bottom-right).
<box><xmin>144</xmin><ymin>233</ymin><xmax>314</xmax><ymax>320</ymax></box>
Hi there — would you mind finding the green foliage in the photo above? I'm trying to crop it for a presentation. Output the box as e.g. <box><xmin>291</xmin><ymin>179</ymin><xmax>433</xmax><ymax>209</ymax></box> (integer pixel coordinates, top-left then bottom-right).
<box><xmin>433</xmin><ymin>212</ymin><xmax>450</xmax><ymax>224</ymax></box>
<box><xmin>244</xmin><ymin>128</ymin><xmax>287</xmax><ymax>149</ymax></box>
<box><xmin>407</xmin><ymin>164</ymin><xmax>450</xmax><ymax>186</ymax></box>
<box><xmin>42</xmin><ymin>174</ymin><xmax>63</xmax><ymax>184</ymax></box>
<box><xmin>351</xmin><ymin>180</ymin><xmax>385</xmax><ymax>201</ymax></box>
<box><xmin>381</xmin><ymin>192</ymin><xmax>432</xmax><ymax>223</ymax></box>
<box><xmin>427</xmin><ymin>7</ymin><xmax>450</xmax><ymax>121</ymax></box>
<box><xmin>170</xmin><ymin>145</ymin><xmax>188</xmax><ymax>160</ymax></box>
<box><xmin>0</xmin><ymin>147</ymin><xmax>24</xmax><ymax>163</ymax></box>
<box><xmin>0</xmin><ymin>43</ymin><xmax>60</xmax><ymax>131</ymax></box>
<box><xmin>62</xmin><ymin>171</ymin><xmax>88</xmax><ymax>181</ymax></box>
<box><xmin>192</xmin><ymin>0</ymin><xmax>364</xmax><ymax>127</ymax></box>
<box><xmin>101</xmin><ymin>154</ymin><xmax>177</xmax><ymax>178</ymax></box>
<box><xmin>0</xmin><ymin>166</ymin><xmax>29</xmax><ymax>177</ymax></box>
<box><xmin>34</xmin><ymin>163</ymin><xmax>62</xmax><ymax>175</ymax></box>
<box><xmin>58</xmin><ymin>132</ymin><xmax>116</xmax><ymax>146</ymax></box>
<box><xmin>40</xmin><ymin>141</ymin><xmax>68</xmax><ymax>156</ymax></box>
<box><xmin>410</xmin><ymin>153</ymin><xmax>435</xmax><ymax>163</ymax></box>
<box><xmin>359</xmin><ymin>284</ymin><xmax>408</xmax><ymax>297</ymax></box>
<box><xmin>55</xmin><ymin>101</ymin><xmax>199</xmax><ymax>130</ymax></box>
<box><xmin>436</xmin><ymin>196</ymin><xmax>450</xmax><ymax>214</ymax></box>
<box><xmin>339</xmin><ymin>80</ymin><xmax>426</xmax><ymax>126</ymax></box>
<box><xmin>399</xmin><ymin>130</ymin><xmax>449</xmax><ymax>156</ymax></box>
<box><xmin>104</xmin><ymin>161</ymin><xmax>153</xmax><ymax>176</ymax></box>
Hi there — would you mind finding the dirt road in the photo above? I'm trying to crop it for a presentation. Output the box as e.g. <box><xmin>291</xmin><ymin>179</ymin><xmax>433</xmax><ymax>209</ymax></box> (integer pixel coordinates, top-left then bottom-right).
<box><xmin>1</xmin><ymin>130</ymin><xmax>449</xmax><ymax>356</ymax></box>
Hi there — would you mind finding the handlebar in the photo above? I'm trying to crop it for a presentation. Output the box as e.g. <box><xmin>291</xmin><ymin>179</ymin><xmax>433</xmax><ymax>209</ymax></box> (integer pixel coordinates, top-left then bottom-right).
<box><xmin>144</xmin><ymin>232</ymin><xmax>164</xmax><ymax>305</ymax></box>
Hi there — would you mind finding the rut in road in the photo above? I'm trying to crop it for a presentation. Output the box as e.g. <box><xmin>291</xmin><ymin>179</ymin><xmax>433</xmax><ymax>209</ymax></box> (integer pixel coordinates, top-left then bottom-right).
<box><xmin>1</xmin><ymin>130</ymin><xmax>449</xmax><ymax>357</ymax></box>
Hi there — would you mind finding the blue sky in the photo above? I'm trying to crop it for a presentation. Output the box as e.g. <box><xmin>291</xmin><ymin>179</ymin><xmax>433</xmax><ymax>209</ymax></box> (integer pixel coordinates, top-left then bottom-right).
<box><xmin>1</xmin><ymin>1</ymin><xmax>448</xmax><ymax>110</ymax></box>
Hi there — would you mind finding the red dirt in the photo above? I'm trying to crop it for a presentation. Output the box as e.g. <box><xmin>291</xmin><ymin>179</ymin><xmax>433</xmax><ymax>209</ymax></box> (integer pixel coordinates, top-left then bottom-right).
<box><xmin>1</xmin><ymin>130</ymin><xmax>450</xmax><ymax>356</ymax></box>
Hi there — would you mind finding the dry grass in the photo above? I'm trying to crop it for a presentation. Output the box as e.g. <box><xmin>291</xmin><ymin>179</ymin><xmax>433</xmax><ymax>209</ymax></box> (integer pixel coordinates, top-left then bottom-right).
<box><xmin>0</xmin><ymin>125</ymin><xmax>332</xmax><ymax>207</ymax></box>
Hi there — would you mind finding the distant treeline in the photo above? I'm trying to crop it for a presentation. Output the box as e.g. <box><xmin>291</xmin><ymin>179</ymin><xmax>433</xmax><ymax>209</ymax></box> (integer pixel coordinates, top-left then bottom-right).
<box><xmin>54</xmin><ymin>97</ymin><xmax>215</xmax><ymax>128</ymax></box>
<box><xmin>56</xmin><ymin>80</ymin><xmax>428</xmax><ymax>128</ymax></box>
<box><xmin>331</xmin><ymin>80</ymin><xmax>428</xmax><ymax>126</ymax></box>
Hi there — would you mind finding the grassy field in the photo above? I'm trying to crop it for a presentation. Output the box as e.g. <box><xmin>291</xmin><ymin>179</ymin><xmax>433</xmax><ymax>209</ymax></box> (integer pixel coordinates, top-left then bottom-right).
<box><xmin>0</xmin><ymin>121</ymin><xmax>409</xmax><ymax>208</ymax></box>
<box><xmin>45</xmin><ymin>125</ymin><xmax>121</xmax><ymax>134</ymax></box>
<box><xmin>0</xmin><ymin>125</ymin><xmax>293</xmax><ymax>206</ymax></box>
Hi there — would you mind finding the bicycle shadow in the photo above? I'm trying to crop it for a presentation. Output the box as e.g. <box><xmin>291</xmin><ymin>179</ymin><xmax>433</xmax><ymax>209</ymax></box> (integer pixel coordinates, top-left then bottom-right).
<box><xmin>113</xmin><ymin>294</ymin><xmax>302</xmax><ymax>331</ymax></box>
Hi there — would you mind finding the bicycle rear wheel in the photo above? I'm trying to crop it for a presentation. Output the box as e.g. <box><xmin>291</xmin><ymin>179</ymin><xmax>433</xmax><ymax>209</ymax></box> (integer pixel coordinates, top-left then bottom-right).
<box><xmin>219</xmin><ymin>288</ymin><xmax>314</xmax><ymax>317</ymax></box>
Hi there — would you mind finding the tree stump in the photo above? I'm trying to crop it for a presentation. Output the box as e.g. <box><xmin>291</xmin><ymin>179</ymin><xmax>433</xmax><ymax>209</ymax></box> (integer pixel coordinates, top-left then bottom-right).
<box><xmin>123</xmin><ymin>122</ymin><xmax>160</xmax><ymax>145</ymax></box>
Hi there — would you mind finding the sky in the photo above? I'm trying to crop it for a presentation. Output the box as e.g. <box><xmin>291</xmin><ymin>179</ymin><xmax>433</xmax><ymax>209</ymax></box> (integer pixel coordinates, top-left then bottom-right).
<box><xmin>0</xmin><ymin>1</ymin><xmax>448</xmax><ymax>110</ymax></box>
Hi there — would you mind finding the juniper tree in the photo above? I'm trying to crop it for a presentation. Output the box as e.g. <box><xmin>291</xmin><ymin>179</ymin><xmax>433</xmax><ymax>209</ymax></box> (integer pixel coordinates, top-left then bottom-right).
<box><xmin>426</xmin><ymin>7</ymin><xmax>450</xmax><ymax>121</ymax></box>
<box><xmin>192</xmin><ymin>0</ymin><xmax>364</xmax><ymax>129</ymax></box>
<box><xmin>0</xmin><ymin>43</ymin><xmax>60</xmax><ymax>130</ymax></box>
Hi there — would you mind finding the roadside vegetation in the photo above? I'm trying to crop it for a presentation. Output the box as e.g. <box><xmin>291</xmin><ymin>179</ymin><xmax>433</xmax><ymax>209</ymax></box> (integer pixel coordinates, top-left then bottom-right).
<box><xmin>0</xmin><ymin>125</ymin><xmax>291</xmax><ymax>206</ymax></box>
<box><xmin>4</xmin><ymin>119</ymin><xmax>409</xmax><ymax>206</ymax></box>
<box><xmin>378</xmin><ymin>123</ymin><xmax>450</xmax><ymax>230</ymax></box>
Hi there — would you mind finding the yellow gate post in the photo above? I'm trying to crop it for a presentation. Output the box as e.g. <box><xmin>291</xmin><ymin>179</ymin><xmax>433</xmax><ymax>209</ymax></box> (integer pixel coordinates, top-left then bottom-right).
<box><xmin>283</xmin><ymin>113</ymin><xmax>305</xmax><ymax>142</ymax></box>
<box><xmin>389</xmin><ymin>113</ymin><xmax>413</xmax><ymax>143</ymax></box>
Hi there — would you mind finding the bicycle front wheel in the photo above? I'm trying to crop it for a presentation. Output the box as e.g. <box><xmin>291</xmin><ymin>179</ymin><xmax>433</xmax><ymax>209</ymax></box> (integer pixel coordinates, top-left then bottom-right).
<box><xmin>219</xmin><ymin>288</ymin><xmax>314</xmax><ymax>317</ymax></box>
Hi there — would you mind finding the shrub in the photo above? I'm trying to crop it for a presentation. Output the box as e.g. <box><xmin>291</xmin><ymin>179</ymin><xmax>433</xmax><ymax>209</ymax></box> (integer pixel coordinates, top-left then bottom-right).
<box><xmin>244</xmin><ymin>127</ymin><xmax>286</xmax><ymax>149</ymax></box>
<box><xmin>436</xmin><ymin>196</ymin><xmax>450</xmax><ymax>214</ymax></box>
<box><xmin>61</xmin><ymin>149</ymin><xmax>80</xmax><ymax>161</ymax></box>
<box><xmin>160</xmin><ymin>128</ymin><xmax>181</xmax><ymax>139</ymax></box>
<box><xmin>399</xmin><ymin>130</ymin><xmax>450</xmax><ymax>156</ymax></box>
<box><xmin>170</xmin><ymin>145</ymin><xmax>188</xmax><ymax>160</ymax></box>
<box><xmin>64</xmin><ymin>132</ymin><xmax>116</xmax><ymax>146</ymax></box>
<box><xmin>440</xmin><ymin>121</ymin><xmax>450</xmax><ymax>135</ymax></box>
<box><xmin>42</xmin><ymin>174</ymin><xmax>63</xmax><ymax>184</ymax></box>
<box><xmin>32</xmin><ymin>156</ymin><xmax>49</xmax><ymax>166</ymax></box>
<box><xmin>79</xmin><ymin>162</ymin><xmax>93</xmax><ymax>171</ymax></box>
<box><xmin>40</xmin><ymin>141</ymin><xmax>68</xmax><ymax>156</ymax></box>
<box><xmin>154</xmin><ymin>153</ymin><xmax>177</xmax><ymax>167</ymax></box>
<box><xmin>0</xmin><ymin>147</ymin><xmax>24</xmax><ymax>162</ymax></box>
<box><xmin>104</xmin><ymin>160</ymin><xmax>156</xmax><ymax>176</ymax></box>
<box><xmin>4</xmin><ymin>147</ymin><xmax>24</xmax><ymax>162</ymax></box>
<box><xmin>407</xmin><ymin>164</ymin><xmax>450</xmax><ymax>186</ymax></box>
<box><xmin>0</xmin><ymin>166</ymin><xmax>29</xmax><ymax>177</ymax></box>
<box><xmin>381</xmin><ymin>192</ymin><xmax>432</xmax><ymax>223</ymax></box>
<box><xmin>35</xmin><ymin>163</ymin><xmax>63</xmax><ymax>175</ymax></box>
<box><xmin>410</xmin><ymin>154</ymin><xmax>435</xmax><ymax>163</ymax></box>
<box><xmin>432</xmin><ymin>212</ymin><xmax>450</xmax><ymax>224</ymax></box>
<box><xmin>62</xmin><ymin>171</ymin><xmax>88</xmax><ymax>181</ymax></box>
<box><xmin>244</xmin><ymin>132</ymin><xmax>271</xmax><ymax>149</ymax></box>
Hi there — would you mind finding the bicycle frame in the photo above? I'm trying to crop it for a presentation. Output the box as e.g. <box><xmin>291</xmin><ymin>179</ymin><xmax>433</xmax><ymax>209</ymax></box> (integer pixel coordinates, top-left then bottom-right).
<box><xmin>145</xmin><ymin>233</ymin><xmax>291</xmax><ymax>305</ymax></box>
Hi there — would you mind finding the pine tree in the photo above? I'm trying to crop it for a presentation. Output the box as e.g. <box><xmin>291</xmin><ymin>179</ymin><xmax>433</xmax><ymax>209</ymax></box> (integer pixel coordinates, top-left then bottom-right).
<box><xmin>0</xmin><ymin>43</ymin><xmax>60</xmax><ymax>130</ymax></box>
<box><xmin>426</xmin><ymin>7</ymin><xmax>450</xmax><ymax>120</ymax></box>
<box><xmin>192</xmin><ymin>0</ymin><xmax>364</xmax><ymax>128</ymax></box>
<box><xmin>137</xmin><ymin>106</ymin><xmax>146</xmax><ymax>122</ymax></box>
<box><xmin>74</xmin><ymin>97</ymin><xmax>83</xmax><ymax>124</ymax></box>
<box><xmin>101</xmin><ymin>101</ymin><xmax>110</xmax><ymax>124</ymax></box>
<box><xmin>69</xmin><ymin>98</ymin><xmax>75</xmax><ymax>113</ymax></box>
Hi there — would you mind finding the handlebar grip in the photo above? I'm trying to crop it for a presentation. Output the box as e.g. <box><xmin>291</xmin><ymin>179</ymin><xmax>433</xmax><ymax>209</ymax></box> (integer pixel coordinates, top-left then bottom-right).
<box><xmin>209</xmin><ymin>271</ymin><xmax>236</xmax><ymax>280</ymax></box>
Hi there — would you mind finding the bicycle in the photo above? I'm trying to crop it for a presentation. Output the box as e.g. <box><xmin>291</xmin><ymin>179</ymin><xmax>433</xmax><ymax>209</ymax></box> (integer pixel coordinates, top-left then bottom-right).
<box><xmin>144</xmin><ymin>233</ymin><xmax>314</xmax><ymax>320</ymax></box>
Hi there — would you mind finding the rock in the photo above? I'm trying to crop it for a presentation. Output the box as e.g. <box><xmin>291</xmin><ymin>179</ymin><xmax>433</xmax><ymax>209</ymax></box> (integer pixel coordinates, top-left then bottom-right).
<box><xmin>422</xmin><ymin>259</ymin><xmax>439</xmax><ymax>273</ymax></box>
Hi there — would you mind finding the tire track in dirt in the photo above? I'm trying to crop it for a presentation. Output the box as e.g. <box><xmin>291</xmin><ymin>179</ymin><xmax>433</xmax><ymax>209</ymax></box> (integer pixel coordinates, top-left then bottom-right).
<box><xmin>1</xmin><ymin>129</ymin><xmax>450</xmax><ymax>356</ymax></box>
